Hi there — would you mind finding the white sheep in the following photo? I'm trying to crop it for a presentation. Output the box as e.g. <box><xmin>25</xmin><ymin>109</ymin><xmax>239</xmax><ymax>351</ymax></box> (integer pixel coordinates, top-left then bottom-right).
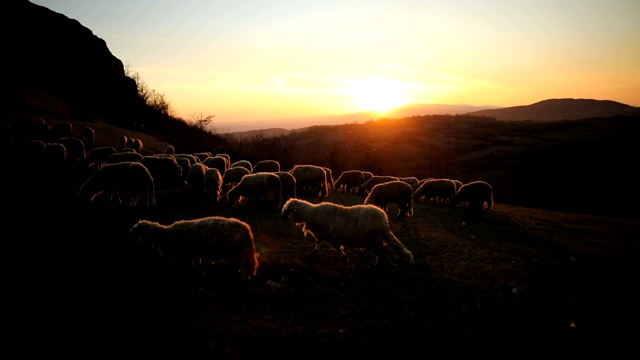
<box><xmin>290</xmin><ymin>164</ymin><xmax>328</xmax><ymax>197</ymax></box>
<box><xmin>364</xmin><ymin>180</ymin><xmax>414</xmax><ymax>219</ymax></box>
<box><xmin>77</xmin><ymin>161</ymin><xmax>156</xmax><ymax>207</ymax></box>
<box><xmin>334</xmin><ymin>170</ymin><xmax>365</xmax><ymax>193</ymax></box>
<box><xmin>449</xmin><ymin>180</ymin><xmax>494</xmax><ymax>219</ymax></box>
<box><xmin>413</xmin><ymin>178</ymin><xmax>458</xmax><ymax>205</ymax></box>
<box><xmin>281</xmin><ymin>198</ymin><xmax>415</xmax><ymax>267</ymax></box>
<box><xmin>130</xmin><ymin>216</ymin><xmax>259</xmax><ymax>280</ymax></box>
<box><xmin>227</xmin><ymin>172</ymin><xmax>283</xmax><ymax>209</ymax></box>
<box><xmin>358</xmin><ymin>175</ymin><xmax>400</xmax><ymax>196</ymax></box>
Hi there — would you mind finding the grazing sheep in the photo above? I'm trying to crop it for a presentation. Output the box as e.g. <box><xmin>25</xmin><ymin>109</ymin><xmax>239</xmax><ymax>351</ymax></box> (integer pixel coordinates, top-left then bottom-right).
<box><xmin>275</xmin><ymin>171</ymin><xmax>297</xmax><ymax>203</ymax></box>
<box><xmin>362</xmin><ymin>171</ymin><xmax>374</xmax><ymax>182</ymax></box>
<box><xmin>227</xmin><ymin>172</ymin><xmax>283</xmax><ymax>209</ymax></box>
<box><xmin>45</xmin><ymin>142</ymin><xmax>67</xmax><ymax>164</ymax></box>
<box><xmin>139</xmin><ymin>155</ymin><xmax>186</xmax><ymax>189</ymax></box>
<box><xmin>364</xmin><ymin>180</ymin><xmax>414</xmax><ymax>219</ymax></box>
<box><xmin>413</xmin><ymin>178</ymin><xmax>457</xmax><ymax>205</ymax></box>
<box><xmin>334</xmin><ymin>170</ymin><xmax>366</xmax><ymax>193</ymax></box>
<box><xmin>84</xmin><ymin>146</ymin><xmax>117</xmax><ymax>169</ymax></box>
<box><xmin>79</xmin><ymin>127</ymin><xmax>95</xmax><ymax>147</ymax></box>
<box><xmin>174</xmin><ymin>157</ymin><xmax>191</xmax><ymax>182</ymax></box>
<box><xmin>358</xmin><ymin>175</ymin><xmax>399</xmax><ymax>196</ymax></box>
<box><xmin>164</xmin><ymin>145</ymin><xmax>175</xmax><ymax>155</ymax></box>
<box><xmin>252</xmin><ymin>159</ymin><xmax>280</xmax><ymax>173</ymax></box>
<box><xmin>290</xmin><ymin>164</ymin><xmax>328</xmax><ymax>198</ymax></box>
<box><xmin>130</xmin><ymin>216</ymin><xmax>259</xmax><ymax>279</ymax></box>
<box><xmin>174</xmin><ymin>153</ymin><xmax>200</xmax><ymax>165</ymax></box>
<box><xmin>222</xmin><ymin>166</ymin><xmax>251</xmax><ymax>190</ymax></box>
<box><xmin>77</xmin><ymin>161</ymin><xmax>156</xmax><ymax>207</ymax></box>
<box><xmin>205</xmin><ymin>167</ymin><xmax>224</xmax><ymax>204</ymax></box>
<box><xmin>231</xmin><ymin>160</ymin><xmax>253</xmax><ymax>172</ymax></box>
<box><xmin>281</xmin><ymin>198</ymin><xmax>414</xmax><ymax>267</ymax></box>
<box><xmin>449</xmin><ymin>180</ymin><xmax>494</xmax><ymax>219</ymax></box>
<box><xmin>215</xmin><ymin>153</ymin><xmax>231</xmax><ymax>165</ymax></box>
<box><xmin>106</xmin><ymin>151</ymin><xmax>144</xmax><ymax>164</ymax></box>
<box><xmin>320</xmin><ymin>166</ymin><xmax>335</xmax><ymax>190</ymax></box>
<box><xmin>453</xmin><ymin>179</ymin><xmax>464</xmax><ymax>192</ymax></box>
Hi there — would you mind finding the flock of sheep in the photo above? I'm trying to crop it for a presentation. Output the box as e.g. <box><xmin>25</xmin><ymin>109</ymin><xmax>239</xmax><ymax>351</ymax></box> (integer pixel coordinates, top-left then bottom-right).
<box><xmin>4</xmin><ymin>119</ymin><xmax>494</xmax><ymax>281</ymax></box>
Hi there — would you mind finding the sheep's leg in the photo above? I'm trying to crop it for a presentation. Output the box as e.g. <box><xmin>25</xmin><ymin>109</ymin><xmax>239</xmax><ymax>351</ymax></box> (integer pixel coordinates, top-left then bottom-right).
<box><xmin>307</xmin><ymin>243</ymin><xmax>321</xmax><ymax>264</ymax></box>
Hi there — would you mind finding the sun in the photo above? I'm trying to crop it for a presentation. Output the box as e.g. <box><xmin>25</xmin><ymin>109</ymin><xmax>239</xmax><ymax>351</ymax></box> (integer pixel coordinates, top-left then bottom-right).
<box><xmin>344</xmin><ymin>77</ymin><xmax>412</xmax><ymax>113</ymax></box>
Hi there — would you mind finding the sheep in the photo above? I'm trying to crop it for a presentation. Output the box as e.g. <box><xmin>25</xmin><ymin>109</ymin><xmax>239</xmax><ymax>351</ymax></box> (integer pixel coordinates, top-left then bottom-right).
<box><xmin>126</xmin><ymin>137</ymin><xmax>135</xmax><ymax>149</ymax></box>
<box><xmin>51</xmin><ymin>121</ymin><xmax>72</xmax><ymax>138</ymax></box>
<box><xmin>205</xmin><ymin>167</ymin><xmax>223</xmax><ymax>204</ymax></box>
<box><xmin>192</xmin><ymin>152</ymin><xmax>212</xmax><ymax>162</ymax></box>
<box><xmin>227</xmin><ymin>172</ymin><xmax>283</xmax><ymax>209</ymax></box>
<box><xmin>275</xmin><ymin>171</ymin><xmax>297</xmax><ymax>203</ymax></box>
<box><xmin>281</xmin><ymin>198</ymin><xmax>414</xmax><ymax>267</ymax></box>
<box><xmin>231</xmin><ymin>159</ymin><xmax>253</xmax><ymax>172</ymax></box>
<box><xmin>215</xmin><ymin>153</ymin><xmax>231</xmax><ymax>165</ymax></box>
<box><xmin>222</xmin><ymin>166</ymin><xmax>251</xmax><ymax>190</ymax></box>
<box><xmin>364</xmin><ymin>180</ymin><xmax>414</xmax><ymax>219</ymax></box>
<box><xmin>449</xmin><ymin>180</ymin><xmax>494</xmax><ymax>219</ymax></box>
<box><xmin>453</xmin><ymin>179</ymin><xmax>464</xmax><ymax>192</ymax></box>
<box><xmin>84</xmin><ymin>146</ymin><xmax>117</xmax><ymax>169</ymax></box>
<box><xmin>188</xmin><ymin>162</ymin><xmax>208</xmax><ymax>196</ymax></box>
<box><xmin>413</xmin><ymin>178</ymin><xmax>457</xmax><ymax>205</ymax></box>
<box><xmin>132</xmin><ymin>138</ymin><xmax>144</xmax><ymax>153</ymax></box>
<box><xmin>202</xmin><ymin>155</ymin><xmax>228</xmax><ymax>174</ymax></box>
<box><xmin>400</xmin><ymin>176</ymin><xmax>420</xmax><ymax>191</ymax></box>
<box><xmin>118</xmin><ymin>134</ymin><xmax>128</xmax><ymax>149</ymax></box>
<box><xmin>320</xmin><ymin>166</ymin><xmax>335</xmax><ymax>190</ymax></box>
<box><xmin>362</xmin><ymin>171</ymin><xmax>374</xmax><ymax>182</ymax></box>
<box><xmin>334</xmin><ymin>170</ymin><xmax>365</xmax><ymax>193</ymax></box>
<box><xmin>252</xmin><ymin>159</ymin><xmax>280</xmax><ymax>173</ymax></box>
<box><xmin>77</xmin><ymin>161</ymin><xmax>156</xmax><ymax>207</ymax></box>
<box><xmin>79</xmin><ymin>127</ymin><xmax>95</xmax><ymax>147</ymax></box>
<box><xmin>290</xmin><ymin>164</ymin><xmax>328</xmax><ymax>197</ymax></box>
<box><xmin>358</xmin><ymin>175</ymin><xmax>400</xmax><ymax>196</ymax></box>
<box><xmin>130</xmin><ymin>216</ymin><xmax>259</xmax><ymax>280</ymax></box>
<box><xmin>57</xmin><ymin>136</ymin><xmax>86</xmax><ymax>163</ymax></box>
<box><xmin>174</xmin><ymin>157</ymin><xmax>191</xmax><ymax>182</ymax></box>
<box><xmin>174</xmin><ymin>153</ymin><xmax>200</xmax><ymax>165</ymax></box>
<box><xmin>45</xmin><ymin>142</ymin><xmax>67</xmax><ymax>164</ymax></box>
<box><xmin>139</xmin><ymin>155</ymin><xmax>186</xmax><ymax>189</ymax></box>
<box><xmin>164</xmin><ymin>145</ymin><xmax>175</xmax><ymax>155</ymax></box>
<box><xmin>106</xmin><ymin>151</ymin><xmax>144</xmax><ymax>164</ymax></box>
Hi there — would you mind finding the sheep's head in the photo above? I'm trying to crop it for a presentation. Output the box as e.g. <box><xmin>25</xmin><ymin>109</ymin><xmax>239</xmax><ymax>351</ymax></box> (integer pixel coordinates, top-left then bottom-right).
<box><xmin>281</xmin><ymin>198</ymin><xmax>299</xmax><ymax>221</ymax></box>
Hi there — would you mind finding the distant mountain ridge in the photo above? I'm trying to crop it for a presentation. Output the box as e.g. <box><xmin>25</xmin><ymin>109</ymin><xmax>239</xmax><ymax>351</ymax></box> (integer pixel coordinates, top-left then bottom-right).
<box><xmin>467</xmin><ymin>98</ymin><xmax>640</xmax><ymax>121</ymax></box>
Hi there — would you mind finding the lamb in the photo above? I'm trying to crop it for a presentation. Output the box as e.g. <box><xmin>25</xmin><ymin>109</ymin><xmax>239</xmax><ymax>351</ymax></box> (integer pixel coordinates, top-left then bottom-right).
<box><xmin>227</xmin><ymin>172</ymin><xmax>283</xmax><ymax>209</ymax></box>
<box><xmin>281</xmin><ymin>198</ymin><xmax>414</xmax><ymax>267</ymax></box>
<box><xmin>449</xmin><ymin>180</ymin><xmax>494</xmax><ymax>219</ymax></box>
<box><xmin>130</xmin><ymin>216</ymin><xmax>259</xmax><ymax>280</ymax></box>
<box><xmin>364</xmin><ymin>180</ymin><xmax>414</xmax><ymax>219</ymax></box>
<box><xmin>252</xmin><ymin>159</ymin><xmax>280</xmax><ymax>173</ymax></box>
<box><xmin>358</xmin><ymin>175</ymin><xmax>400</xmax><ymax>196</ymax></box>
<box><xmin>205</xmin><ymin>167</ymin><xmax>223</xmax><ymax>204</ymax></box>
<box><xmin>413</xmin><ymin>178</ymin><xmax>458</xmax><ymax>205</ymax></box>
<box><xmin>290</xmin><ymin>164</ymin><xmax>328</xmax><ymax>197</ymax></box>
<box><xmin>77</xmin><ymin>161</ymin><xmax>156</xmax><ymax>207</ymax></box>
<box><xmin>334</xmin><ymin>170</ymin><xmax>365</xmax><ymax>193</ymax></box>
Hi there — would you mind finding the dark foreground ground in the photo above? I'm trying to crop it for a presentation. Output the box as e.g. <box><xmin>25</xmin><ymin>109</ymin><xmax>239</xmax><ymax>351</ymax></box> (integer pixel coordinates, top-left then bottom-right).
<box><xmin>4</xmin><ymin>173</ymin><xmax>639</xmax><ymax>358</ymax></box>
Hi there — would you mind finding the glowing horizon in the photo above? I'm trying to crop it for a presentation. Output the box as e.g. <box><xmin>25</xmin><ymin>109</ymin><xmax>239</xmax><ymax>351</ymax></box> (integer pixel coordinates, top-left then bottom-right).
<box><xmin>31</xmin><ymin>1</ymin><xmax>640</xmax><ymax>123</ymax></box>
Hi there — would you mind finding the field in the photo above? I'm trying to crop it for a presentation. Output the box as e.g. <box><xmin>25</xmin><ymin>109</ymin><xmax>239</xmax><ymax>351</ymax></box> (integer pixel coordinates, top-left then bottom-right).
<box><xmin>6</xmin><ymin>176</ymin><xmax>638</xmax><ymax>358</ymax></box>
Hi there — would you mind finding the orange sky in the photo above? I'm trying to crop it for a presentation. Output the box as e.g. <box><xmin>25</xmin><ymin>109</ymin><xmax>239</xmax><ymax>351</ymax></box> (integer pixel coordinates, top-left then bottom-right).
<box><xmin>33</xmin><ymin>0</ymin><xmax>640</xmax><ymax>127</ymax></box>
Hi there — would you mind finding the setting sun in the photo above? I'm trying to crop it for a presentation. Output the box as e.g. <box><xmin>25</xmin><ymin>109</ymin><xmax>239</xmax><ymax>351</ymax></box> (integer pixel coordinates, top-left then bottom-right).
<box><xmin>343</xmin><ymin>77</ymin><xmax>413</xmax><ymax>113</ymax></box>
